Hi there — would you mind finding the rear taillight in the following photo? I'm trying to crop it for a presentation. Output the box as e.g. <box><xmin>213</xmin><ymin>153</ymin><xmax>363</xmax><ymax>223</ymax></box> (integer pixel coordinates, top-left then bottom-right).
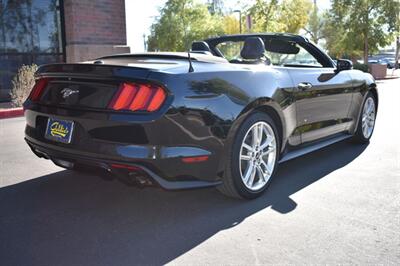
<box><xmin>29</xmin><ymin>78</ymin><xmax>49</xmax><ymax>101</ymax></box>
<box><xmin>108</xmin><ymin>82</ymin><xmax>167</xmax><ymax>112</ymax></box>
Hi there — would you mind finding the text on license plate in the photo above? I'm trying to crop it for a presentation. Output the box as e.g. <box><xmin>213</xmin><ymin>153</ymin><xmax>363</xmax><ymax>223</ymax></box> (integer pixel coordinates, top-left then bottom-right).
<box><xmin>45</xmin><ymin>118</ymin><xmax>74</xmax><ymax>143</ymax></box>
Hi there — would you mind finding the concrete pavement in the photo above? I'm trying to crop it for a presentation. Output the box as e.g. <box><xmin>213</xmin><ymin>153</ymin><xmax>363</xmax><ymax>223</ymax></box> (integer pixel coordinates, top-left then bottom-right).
<box><xmin>0</xmin><ymin>79</ymin><xmax>399</xmax><ymax>265</ymax></box>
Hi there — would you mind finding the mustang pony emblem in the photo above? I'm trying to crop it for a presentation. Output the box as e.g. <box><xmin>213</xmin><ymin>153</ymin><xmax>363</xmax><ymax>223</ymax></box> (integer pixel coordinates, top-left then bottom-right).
<box><xmin>60</xmin><ymin>88</ymin><xmax>79</xmax><ymax>99</ymax></box>
<box><xmin>49</xmin><ymin>122</ymin><xmax>69</xmax><ymax>138</ymax></box>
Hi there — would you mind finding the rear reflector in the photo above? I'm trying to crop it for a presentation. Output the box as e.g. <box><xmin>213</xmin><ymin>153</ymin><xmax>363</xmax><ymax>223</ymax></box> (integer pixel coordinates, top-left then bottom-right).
<box><xmin>108</xmin><ymin>82</ymin><xmax>166</xmax><ymax>112</ymax></box>
<box><xmin>29</xmin><ymin>78</ymin><xmax>49</xmax><ymax>101</ymax></box>
<box><xmin>111</xmin><ymin>163</ymin><xmax>141</xmax><ymax>171</ymax></box>
<box><xmin>182</xmin><ymin>156</ymin><xmax>209</xmax><ymax>163</ymax></box>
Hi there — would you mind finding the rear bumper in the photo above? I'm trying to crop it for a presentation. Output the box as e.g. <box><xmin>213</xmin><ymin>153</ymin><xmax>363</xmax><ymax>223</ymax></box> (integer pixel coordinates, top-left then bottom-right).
<box><xmin>24</xmin><ymin>105</ymin><xmax>226</xmax><ymax>189</ymax></box>
<box><xmin>26</xmin><ymin>138</ymin><xmax>221</xmax><ymax>190</ymax></box>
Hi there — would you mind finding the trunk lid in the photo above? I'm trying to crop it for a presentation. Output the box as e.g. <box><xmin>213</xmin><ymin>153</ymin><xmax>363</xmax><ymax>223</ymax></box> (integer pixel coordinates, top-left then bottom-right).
<box><xmin>39</xmin><ymin>78</ymin><xmax>119</xmax><ymax>109</ymax></box>
<box><xmin>31</xmin><ymin>53</ymin><xmax>227</xmax><ymax>110</ymax></box>
<box><xmin>34</xmin><ymin>63</ymin><xmax>156</xmax><ymax>110</ymax></box>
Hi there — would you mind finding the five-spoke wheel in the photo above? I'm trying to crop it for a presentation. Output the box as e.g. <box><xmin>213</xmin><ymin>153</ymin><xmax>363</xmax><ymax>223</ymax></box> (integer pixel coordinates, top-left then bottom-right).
<box><xmin>218</xmin><ymin>112</ymin><xmax>279</xmax><ymax>199</ymax></box>
<box><xmin>239</xmin><ymin>121</ymin><xmax>277</xmax><ymax>191</ymax></box>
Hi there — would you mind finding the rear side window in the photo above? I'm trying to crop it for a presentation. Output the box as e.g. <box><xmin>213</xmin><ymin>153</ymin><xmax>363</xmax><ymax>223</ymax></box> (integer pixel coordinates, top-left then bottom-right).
<box><xmin>216</xmin><ymin>41</ymin><xmax>244</xmax><ymax>61</ymax></box>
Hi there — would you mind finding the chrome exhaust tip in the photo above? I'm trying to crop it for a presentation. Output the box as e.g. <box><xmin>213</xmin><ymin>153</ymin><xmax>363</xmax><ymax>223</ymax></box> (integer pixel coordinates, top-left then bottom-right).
<box><xmin>52</xmin><ymin>159</ymin><xmax>75</xmax><ymax>169</ymax></box>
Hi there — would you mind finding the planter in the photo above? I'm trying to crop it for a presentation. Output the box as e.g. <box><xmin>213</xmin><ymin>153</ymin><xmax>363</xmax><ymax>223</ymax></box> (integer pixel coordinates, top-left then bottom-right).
<box><xmin>369</xmin><ymin>64</ymin><xmax>387</xmax><ymax>79</ymax></box>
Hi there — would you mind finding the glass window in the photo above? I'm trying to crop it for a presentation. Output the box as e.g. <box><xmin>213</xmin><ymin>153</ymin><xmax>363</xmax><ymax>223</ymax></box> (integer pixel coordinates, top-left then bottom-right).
<box><xmin>0</xmin><ymin>0</ymin><xmax>64</xmax><ymax>101</ymax></box>
<box><xmin>216</xmin><ymin>41</ymin><xmax>244</xmax><ymax>61</ymax></box>
<box><xmin>215</xmin><ymin>39</ymin><xmax>322</xmax><ymax>68</ymax></box>
<box><xmin>266</xmin><ymin>44</ymin><xmax>322</xmax><ymax>67</ymax></box>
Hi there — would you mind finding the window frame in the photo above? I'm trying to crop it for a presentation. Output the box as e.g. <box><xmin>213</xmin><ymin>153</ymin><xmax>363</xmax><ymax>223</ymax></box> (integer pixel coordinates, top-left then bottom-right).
<box><xmin>205</xmin><ymin>34</ymin><xmax>335</xmax><ymax>68</ymax></box>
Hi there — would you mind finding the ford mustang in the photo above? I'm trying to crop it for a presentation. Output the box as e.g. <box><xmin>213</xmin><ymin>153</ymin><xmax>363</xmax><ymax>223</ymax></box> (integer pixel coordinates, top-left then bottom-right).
<box><xmin>24</xmin><ymin>33</ymin><xmax>378</xmax><ymax>199</ymax></box>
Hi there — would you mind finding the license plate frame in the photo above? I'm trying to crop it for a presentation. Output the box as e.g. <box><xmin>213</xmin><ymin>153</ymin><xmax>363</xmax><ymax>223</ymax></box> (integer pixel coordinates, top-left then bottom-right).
<box><xmin>45</xmin><ymin>118</ymin><xmax>74</xmax><ymax>144</ymax></box>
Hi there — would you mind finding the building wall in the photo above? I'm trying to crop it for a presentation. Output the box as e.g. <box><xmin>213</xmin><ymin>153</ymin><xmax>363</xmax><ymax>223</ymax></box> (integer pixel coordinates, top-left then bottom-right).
<box><xmin>0</xmin><ymin>0</ymin><xmax>64</xmax><ymax>101</ymax></box>
<box><xmin>63</xmin><ymin>0</ymin><xmax>130</xmax><ymax>62</ymax></box>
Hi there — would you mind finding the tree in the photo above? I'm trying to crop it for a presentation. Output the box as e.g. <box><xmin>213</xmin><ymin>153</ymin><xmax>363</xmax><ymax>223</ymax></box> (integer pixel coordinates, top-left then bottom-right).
<box><xmin>395</xmin><ymin>36</ymin><xmax>399</xmax><ymax>69</ymax></box>
<box><xmin>208</xmin><ymin>0</ymin><xmax>224</xmax><ymax>15</ymax></box>
<box><xmin>323</xmin><ymin>0</ymin><xmax>400</xmax><ymax>63</ymax></box>
<box><xmin>222</xmin><ymin>15</ymin><xmax>240</xmax><ymax>35</ymax></box>
<box><xmin>147</xmin><ymin>0</ymin><xmax>224</xmax><ymax>51</ymax></box>
<box><xmin>278</xmin><ymin>0</ymin><xmax>313</xmax><ymax>33</ymax></box>
<box><xmin>395</xmin><ymin>10</ymin><xmax>400</xmax><ymax>69</ymax></box>
<box><xmin>247</xmin><ymin>0</ymin><xmax>312</xmax><ymax>34</ymax></box>
<box><xmin>247</xmin><ymin>0</ymin><xmax>280</xmax><ymax>32</ymax></box>
<box><xmin>322</xmin><ymin>13</ymin><xmax>351</xmax><ymax>59</ymax></box>
<box><xmin>304</xmin><ymin>2</ymin><xmax>325</xmax><ymax>44</ymax></box>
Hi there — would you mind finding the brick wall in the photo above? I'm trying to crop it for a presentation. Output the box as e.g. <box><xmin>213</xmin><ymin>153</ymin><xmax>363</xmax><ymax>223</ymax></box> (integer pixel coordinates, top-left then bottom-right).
<box><xmin>63</xmin><ymin>0</ymin><xmax>130</xmax><ymax>62</ymax></box>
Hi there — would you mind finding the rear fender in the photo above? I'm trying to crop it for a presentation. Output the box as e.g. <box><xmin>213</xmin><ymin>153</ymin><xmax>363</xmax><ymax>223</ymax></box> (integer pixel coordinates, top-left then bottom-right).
<box><xmin>216</xmin><ymin>98</ymin><xmax>286</xmax><ymax>176</ymax></box>
<box><xmin>239</xmin><ymin>98</ymin><xmax>286</xmax><ymax>148</ymax></box>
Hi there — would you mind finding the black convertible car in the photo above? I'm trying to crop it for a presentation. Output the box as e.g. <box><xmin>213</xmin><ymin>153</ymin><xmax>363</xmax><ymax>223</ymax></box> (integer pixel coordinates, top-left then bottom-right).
<box><xmin>24</xmin><ymin>33</ymin><xmax>378</xmax><ymax>199</ymax></box>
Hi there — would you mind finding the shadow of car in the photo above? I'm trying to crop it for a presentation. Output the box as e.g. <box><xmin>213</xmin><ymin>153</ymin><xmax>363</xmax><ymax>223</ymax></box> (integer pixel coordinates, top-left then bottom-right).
<box><xmin>0</xmin><ymin>140</ymin><xmax>368</xmax><ymax>265</ymax></box>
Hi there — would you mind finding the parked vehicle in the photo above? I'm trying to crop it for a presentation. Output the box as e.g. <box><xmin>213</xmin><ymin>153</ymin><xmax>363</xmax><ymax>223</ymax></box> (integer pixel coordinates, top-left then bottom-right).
<box><xmin>367</xmin><ymin>59</ymin><xmax>379</xmax><ymax>64</ymax></box>
<box><xmin>368</xmin><ymin>55</ymin><xmax>399</xmax><ymax>69</ymax></box>
<box><xmin>24</xmin><ymin>33</ymin><xmax>378</xmax><ymax>199</ymax></box>
<box><xmin>378</xmin><ymin>57</ymin><xmax>397</xmax><ymax>69</ymax></box>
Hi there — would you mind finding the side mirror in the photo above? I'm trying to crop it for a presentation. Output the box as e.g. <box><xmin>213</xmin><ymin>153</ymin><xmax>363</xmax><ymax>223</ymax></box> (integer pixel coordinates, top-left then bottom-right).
<box><xmin>336</xmin><ymin>59</ymin><xmax>353</xmax><ymax>73</ymax></box>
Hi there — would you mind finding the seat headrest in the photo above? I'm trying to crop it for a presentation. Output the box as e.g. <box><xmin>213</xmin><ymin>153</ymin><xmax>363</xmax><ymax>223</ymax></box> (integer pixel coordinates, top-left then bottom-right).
<box><xmin>240</xmin><ymin>37</ymin><xmax>265</xmax><ymax>60</ymax></box>
<box><xmin>191</xmin><ymin>41</ymin><xmax>211</xmax><ymax>52</ymax></box>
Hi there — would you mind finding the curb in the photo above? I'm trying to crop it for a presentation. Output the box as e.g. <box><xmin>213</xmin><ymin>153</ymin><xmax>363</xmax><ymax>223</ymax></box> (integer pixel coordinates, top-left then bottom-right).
<box><xmin>376</xmin><ymin>76</ymin><xmax>399</xmax><ymax>80</ymax></box>
<box><xmin>0</xmin><ymin>108</ymin><xmax>24</xmax><ymax>119</ymax></box>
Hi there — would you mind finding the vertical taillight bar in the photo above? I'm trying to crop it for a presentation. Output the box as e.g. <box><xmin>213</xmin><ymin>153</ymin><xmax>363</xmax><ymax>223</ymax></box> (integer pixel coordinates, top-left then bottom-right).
<box><xmin>29</xmin><ymin>78</ymin><xmax>49</xmax><ymax>102</ymax></box>
<box><xmin>108</xmin><ymin>82</ymin><xmax>167</xmax><ymax>112</ymax></box>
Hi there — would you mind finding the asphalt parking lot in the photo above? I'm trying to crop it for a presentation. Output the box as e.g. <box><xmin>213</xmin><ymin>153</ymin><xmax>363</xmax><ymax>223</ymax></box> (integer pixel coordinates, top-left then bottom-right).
<box><xmin>0</xmin><ymin>78</ymin><xmax>399</xmax><ymax>265</ymax></box>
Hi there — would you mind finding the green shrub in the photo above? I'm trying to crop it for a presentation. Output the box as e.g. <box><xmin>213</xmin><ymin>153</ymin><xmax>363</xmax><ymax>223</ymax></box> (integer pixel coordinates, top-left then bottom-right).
<box><xmin>353</xmin><ymin>63</ymin><xmax>369</xmax><ymax>73</ymax></box>
<box><xmin>9</xmin><ymin>64</ymin><xmax>38</xmax><ymax>107</ymax></box>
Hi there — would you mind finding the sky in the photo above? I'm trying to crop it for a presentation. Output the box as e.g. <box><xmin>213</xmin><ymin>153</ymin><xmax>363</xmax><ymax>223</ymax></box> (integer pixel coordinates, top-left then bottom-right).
<box><xmin>125</xmin><ymin>0</ymin><xmax>332</xmax><ymax>52</ymax></box>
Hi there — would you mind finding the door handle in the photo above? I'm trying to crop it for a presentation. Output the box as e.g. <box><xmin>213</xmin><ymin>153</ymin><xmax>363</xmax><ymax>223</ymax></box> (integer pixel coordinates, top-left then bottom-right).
<box><xmin>297</xmin><ymin>82</ymin><xmax>313</xmax><ymax>90</ymax></box>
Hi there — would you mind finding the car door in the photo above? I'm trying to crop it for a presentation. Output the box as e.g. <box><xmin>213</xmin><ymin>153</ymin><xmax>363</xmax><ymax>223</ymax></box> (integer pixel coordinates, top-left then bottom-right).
<box><xmin>281</xmin><ymin>44</ymin><xmax>354</xmax><ymax>144</ymax></box>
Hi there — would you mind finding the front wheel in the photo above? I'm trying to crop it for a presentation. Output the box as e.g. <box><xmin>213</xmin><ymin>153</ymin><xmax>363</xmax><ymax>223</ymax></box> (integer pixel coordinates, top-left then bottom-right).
<box><xmin>353</xmin><ymin>92</ymin><xmax>377</xmax><ymax>143</ymax></box>
<box><xmin>218</xmin><ymin>112</ymin><xmax>280</xmax><ymax>199</ymax></box>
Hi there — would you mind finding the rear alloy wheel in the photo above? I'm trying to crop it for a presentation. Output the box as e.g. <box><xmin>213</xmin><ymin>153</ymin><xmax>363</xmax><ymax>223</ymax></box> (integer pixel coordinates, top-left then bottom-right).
<box><xmin>239</xmin><ymin>121</ymin><xmax>277</xmax><ymax>191</ymax></box>
<box><xmin>353</xmin><ymin>92</ymin><xmax>377</xmax><ymax>143</ymax></box>
<box><xmin>218</xmin><ymin>112</ymin><xmax>279</xmax><ymax>199</ymax></box>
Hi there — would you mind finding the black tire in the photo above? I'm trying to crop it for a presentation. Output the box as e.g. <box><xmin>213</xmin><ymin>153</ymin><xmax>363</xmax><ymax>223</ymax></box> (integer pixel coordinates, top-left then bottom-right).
<box><xmin>218</xmin><ymin>112</ymin><xmax>280</xmax><ymax>199</ymax></box>
<box><xmin>353</xmin><ymin>92</ymin><xmax>377</xmax><ymax>144</ymax></box>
